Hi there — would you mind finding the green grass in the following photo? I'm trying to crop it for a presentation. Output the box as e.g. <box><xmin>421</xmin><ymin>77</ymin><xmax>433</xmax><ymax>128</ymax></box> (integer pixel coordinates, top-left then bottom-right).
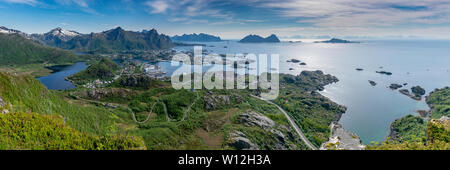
<box><xmin>367</xmin><ymin>121</ymin><xmax>449</xmax><ymax>150</ymax></box>
<box><xmin>0</xmin><ymin>112</ymin><xmax>145</xmax><ymax>150</ymax></box>
<box><xmin>0</xmin><ymin>72</ymin><xmax>119</xmax><ymax>135</ymax></box>
<box><xmin>389</xmin><ymin>115</ymin><xmax>427</xmax><ymax>143</ymax></box>
<box><xmin>427</xmin><ymin>87</ymin><xmax>450</xmax><ymax>119</ymax></box>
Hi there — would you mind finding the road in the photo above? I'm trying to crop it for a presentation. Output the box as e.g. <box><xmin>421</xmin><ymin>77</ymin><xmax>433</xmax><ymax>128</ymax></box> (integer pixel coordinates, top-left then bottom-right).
<box><xmin>250</xmin><ymin>95</ymin><xmax>318</xmax><ymax>150</ymax></box>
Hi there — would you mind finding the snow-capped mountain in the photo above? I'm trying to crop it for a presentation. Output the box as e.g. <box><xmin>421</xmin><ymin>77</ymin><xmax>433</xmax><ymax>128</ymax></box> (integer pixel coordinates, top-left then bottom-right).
<box><xmin>44</xmin><ymin>27</ymin><xmax>80</xmax><ymax>41</ymax></box>
<box><xmin>0</xmin><ymin>26</ymin><xmax>24</xmax><ymax>35</ymax></box>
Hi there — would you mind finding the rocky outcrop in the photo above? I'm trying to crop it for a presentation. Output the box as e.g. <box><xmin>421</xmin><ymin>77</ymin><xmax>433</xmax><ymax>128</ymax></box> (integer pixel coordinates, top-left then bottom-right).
<box><xmin>320</xmin><ymin>123</ymin><xmax>365</xmax><ymax>150</ymax></box>
<box><xmin>226</xmin><ymin>110</ymin><xmax>304</xmax><ymax>150</ymax></box>
<box><xmin>295</xmin><ymin>70</ymin><xmax>339</xmax><ymax>91</ymax></box>
<box><xmin>287</xmin><ymin>59</ymin><xmax>301</xmax><ymax>63</ymax></box>
<box><xmin>75</xmin><ymin>88</ymin><xmax>136</xmax><ymax>100</ymax></box>
<box><xmin>376</xmin><ymin>71</ymin><xmax>393</xmax><ymax>75</ymax></box>
<box><xmin>399</xmin><ymin>89</ymin><xmax>422</xmax><ymax>101</ymax></box>
<box><xmin>227</xmin><ymin>131</ymin><xmax>259</xmax><ymax>150</ymax></box>
<box><xmin>389</xmin><ymin>84</ymin><xmax>403</xmax><ymax>90</ymax></box>
<box><xmin>203</xmin><ymin>91</ymin><xmax>242</xmax><ymax>110</ymax></box>
<box><xmin>0</xmin><ymin>96</ymin><xmax>10</xmax><ymax>114</ymax></box>
<box><xmin>411</xmin><ymin>86</ymin><xmax>426</xmax><ymax>96</ymax></box>
<box><xmin>237</xmin><ymin>111</ymin><xmax>275</xmax><ymax>130</ymax></box>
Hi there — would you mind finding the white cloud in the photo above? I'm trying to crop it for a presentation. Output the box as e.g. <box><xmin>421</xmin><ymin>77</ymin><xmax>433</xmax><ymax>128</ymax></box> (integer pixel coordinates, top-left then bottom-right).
<box><xmin>145</xmin><ymin>0</ymin><xmax>170</xmax><ymax>14</ymax></box>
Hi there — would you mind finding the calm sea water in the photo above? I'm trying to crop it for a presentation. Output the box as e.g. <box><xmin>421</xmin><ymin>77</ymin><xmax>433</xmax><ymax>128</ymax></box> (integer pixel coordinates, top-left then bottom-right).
<box><xmin>37</xmin><ymin>62</ymin><xmax>88</xmax><ymax>90</ymax></box>
<box><xmin>170</xmin><ymin>40</ymin><xmax>450</xmax><ymax>144</ymax></box>
<box><xmin>39</xmin><ymin>40</ymin><xmax>450</xmax><ymax>144</ymax></box>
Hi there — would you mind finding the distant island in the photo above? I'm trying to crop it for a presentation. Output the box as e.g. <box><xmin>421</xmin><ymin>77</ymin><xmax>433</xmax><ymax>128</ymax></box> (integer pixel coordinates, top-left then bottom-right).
<box><xmin>239</xmin><ymin>34</ymin><xmax>280</xmax><ymax>43</ymax></box>
<box><xmin>171</xmin><ymin>33</ymin><xmax>221</xmax><ymax>42</ymax></box>
<box><xmin>315</xmin><ymin>38</ymin><xmax>359</xmax><ymax>43</ymax></box>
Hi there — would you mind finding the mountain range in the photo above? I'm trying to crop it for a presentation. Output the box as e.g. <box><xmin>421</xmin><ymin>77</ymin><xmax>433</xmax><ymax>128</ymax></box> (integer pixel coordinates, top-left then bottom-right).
<box><xmin>0</xmin><ymin>26</ymin><xmax>174</xmax><ymax>54</ymax></box>
<box><xmin>171</xmin><ymin>33</ymin><xmax>221</xmax><ymax>42</ymax></box>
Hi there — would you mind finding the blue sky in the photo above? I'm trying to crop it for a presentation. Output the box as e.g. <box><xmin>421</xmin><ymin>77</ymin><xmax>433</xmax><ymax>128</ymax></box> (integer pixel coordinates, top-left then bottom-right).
<box><xmin>1</xmin><ymin>0</ymin><xmax>450</xmax><ymax>39</ymax></box>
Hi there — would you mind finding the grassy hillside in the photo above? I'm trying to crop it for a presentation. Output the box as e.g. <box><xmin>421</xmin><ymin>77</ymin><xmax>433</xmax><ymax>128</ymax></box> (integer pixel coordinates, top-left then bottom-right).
<box><xmin>0</xmin><ymin>112</ymin><xmax>145</xmax><ymax>150</ymax></box>
<box><xmin>0</xmin><ymin>72</ymin><xmax>121</xmax><ymax>135</ymax></box>
<box><xmin>388</xmin><ymin>115</ymin><xmax>427</xmax><ymax>143</ymax></box>
<box><xmin>0</xmin><ymin>33</ymin><xmax>80</xmax><ymax>66</ymax></box>
<box><xmin>274</xmin><ymin>73</ymin><xmax>345</xmax><ymax>147</ymax></box>
<box><xmin>367</xmin><ymin>120</ymin><xmax>449</xmax><ymax>150</ymax></box>
<box><xmin>427</xmin><ymin>87</ymin><xmax>450</xmax><ymax>119</ymax></box>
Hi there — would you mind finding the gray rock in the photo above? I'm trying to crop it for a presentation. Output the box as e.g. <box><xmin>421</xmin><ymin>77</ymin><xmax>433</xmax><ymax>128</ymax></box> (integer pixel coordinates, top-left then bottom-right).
<box><xmin>0</xmin><ymin>97</ymin><xmax>10</xmax><ymax>114</ymax></box>
<box><xmin>389</xmin><ymin>83</ymin><xmax>403</xmax><ymax>90</ymax></box>
<box><xmin>228</xmin><ymin>131</ymin><xmax>259</xmax><ymax>150</ymax></box>
<box><xmin>0</xmin><ymin>97</ymin><xmax>5</xmax><ymax>108</ymax></box>
<box><xmin>237</xmin><ymin>111</ymin><xmax>275</xmax><ymax>130</ymax></box>
<box><xmin>203</xmin><ymin>92</ymin><xmax>242</xmax><ymax>110</ymax></box>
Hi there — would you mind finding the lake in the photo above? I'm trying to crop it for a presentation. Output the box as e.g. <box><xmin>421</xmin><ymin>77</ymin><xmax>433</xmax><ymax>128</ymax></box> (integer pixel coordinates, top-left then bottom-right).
<box><xmin>37</xmin><ymin>62</ymin><xmax>88</xmax><ymax>90</ymax></box>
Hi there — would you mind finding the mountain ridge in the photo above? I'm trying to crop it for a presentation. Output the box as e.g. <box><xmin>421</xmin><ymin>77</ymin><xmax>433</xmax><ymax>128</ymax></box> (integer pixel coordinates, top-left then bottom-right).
<box><xmin>239</xmin><ymin>34</ymin><xmax>280</xmax><ymax>43</ymax></box>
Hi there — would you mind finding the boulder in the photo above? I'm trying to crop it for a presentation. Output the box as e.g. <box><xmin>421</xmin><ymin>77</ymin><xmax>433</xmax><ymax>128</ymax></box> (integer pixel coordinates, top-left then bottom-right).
<box><xmin>228</xmin><ymin>131</ymin><xmax>259</xmax><ymax>150</ymax></box>
<box><xmin>237</xmin><ymin>111</ymin><xmax>275</xmax><ymax>130</ymax></box>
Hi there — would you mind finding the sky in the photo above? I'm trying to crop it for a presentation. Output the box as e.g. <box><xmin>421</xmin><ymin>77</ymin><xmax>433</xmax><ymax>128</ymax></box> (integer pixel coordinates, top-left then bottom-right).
<box><xmin>1</xmin><ymin>0</ymin><xmax>450</xmax><ymax>39</ymax></box>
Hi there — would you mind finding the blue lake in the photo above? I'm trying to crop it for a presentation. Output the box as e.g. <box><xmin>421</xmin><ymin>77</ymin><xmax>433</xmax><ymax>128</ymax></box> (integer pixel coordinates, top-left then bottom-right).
<box><xmin>37</xmin><ymin>62</ymin><xmax>88</xmax><ymax>90</ymax></box>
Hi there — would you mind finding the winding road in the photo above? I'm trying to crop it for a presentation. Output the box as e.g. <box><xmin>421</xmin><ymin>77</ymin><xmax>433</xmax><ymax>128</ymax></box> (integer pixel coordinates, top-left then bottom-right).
<box><xmin>250</xmin><ymin>94</ymin><xmax>318</xmax><ymax>150</ymax></box>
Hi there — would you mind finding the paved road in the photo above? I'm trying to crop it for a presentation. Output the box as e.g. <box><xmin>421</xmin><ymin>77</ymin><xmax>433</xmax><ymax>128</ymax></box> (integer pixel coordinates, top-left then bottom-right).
<box><xmin>250</xmin><ymin>95</ymin><xmax>318</xmax><ymax>150</ymax></box>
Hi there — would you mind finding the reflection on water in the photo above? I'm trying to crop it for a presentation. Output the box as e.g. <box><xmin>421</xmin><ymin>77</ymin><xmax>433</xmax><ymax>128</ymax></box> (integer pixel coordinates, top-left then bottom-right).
<box><xmin>37</xmin><ymin>62</ymin><xmax>88</xmax><ymax>90</ymax></box>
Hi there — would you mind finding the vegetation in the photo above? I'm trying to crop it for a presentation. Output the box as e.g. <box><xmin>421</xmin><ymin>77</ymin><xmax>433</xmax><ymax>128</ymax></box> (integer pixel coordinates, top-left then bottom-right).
<box><xmin>0</xmin><ymin>112</ymin><xmax>145</xmax><ymax>150</ymax></box>
<box><xmin>427</xmin><ymin>87</ymin><xmax>450</xmax><ymax>119</ymax></box>
<box><xmin>68</xmin><ymin>58</ymin><xmax>119</xmax><ymax>85</ymax></box>
<box><xmin>389</xmin><ymin>115</ymin><xmax>427</xmax><ymax>143</ymax></box>
<box><xmin>0</xmin><ymin>72</ymin><xmax>120</xmax><ymax>135</ymax></box>
<box><xmin>274</xmin><ymin>73</ymin><xmax>345</xmax><ymax>147</ymax></box>
<box><xmin>368</xmin><ymin>87</ymin><xmax>450</xmax><ymax>150</ymax></box>
<box><xmin>0</xmin><ymin>33</ymin><xmax>81</xmax><ymax>67</ymax></box>
<box><xmin>367</xmin><ymin>121</ymin><xmax>449</xmax><ymax>150</ymax></box>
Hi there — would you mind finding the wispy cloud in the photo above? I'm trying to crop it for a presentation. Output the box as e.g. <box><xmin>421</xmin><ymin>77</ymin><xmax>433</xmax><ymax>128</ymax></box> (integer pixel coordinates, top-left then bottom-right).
<box><xmin>145</xmin><ymin>0</ymin><xmax>169</xmax><ymax>14</ymax></box>
<box><xmin>144</xmin><ymin>0</ymin><xmax>239</xmax><ymax>25</ymax></box>
<box><xmin>253</xmin><ymin>0</ymin><xmax>450</xmax><ymax>27</ymax></box>
<box><xmin>1</xmin><ymin>0</ymin><xmax>37</xmax><ymax>5</ymax></box>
